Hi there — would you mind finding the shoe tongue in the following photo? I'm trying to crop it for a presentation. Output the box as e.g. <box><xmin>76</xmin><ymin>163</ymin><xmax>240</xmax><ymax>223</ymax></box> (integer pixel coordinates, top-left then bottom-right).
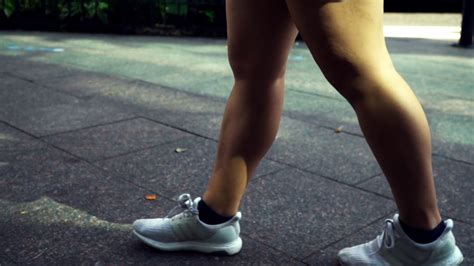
<box><xmin>193</xmin><ymin>197</ymin><xmax>202</xmax><ymax>207</ymax></box>
<box><xmin>393</xmin><ymin>213</ymin><xmax>400</xmax><ymax>222</ymax></box>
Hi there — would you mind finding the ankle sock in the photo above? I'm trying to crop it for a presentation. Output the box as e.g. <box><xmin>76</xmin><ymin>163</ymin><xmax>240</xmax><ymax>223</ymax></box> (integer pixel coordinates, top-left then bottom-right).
<box><xmin>197</xmin><ymin>199</ymin><xmax>233</xmax><ymax>225</ymax></box>
<box><xmin>399</xmin><ymin>218</ymin><xmax>447</xmax><ymax>244</ymax></box>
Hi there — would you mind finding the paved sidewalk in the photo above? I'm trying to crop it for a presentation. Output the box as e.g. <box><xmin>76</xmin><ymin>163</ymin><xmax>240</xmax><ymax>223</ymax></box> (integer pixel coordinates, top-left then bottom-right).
<box><xmin>0</xmin><ymin>14</ymin><xmax>473</xmax><ymax>265</ymax></box>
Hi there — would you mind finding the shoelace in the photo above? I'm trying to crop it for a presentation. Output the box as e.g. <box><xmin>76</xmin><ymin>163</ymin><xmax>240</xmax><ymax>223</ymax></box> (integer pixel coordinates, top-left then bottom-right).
<box><xmin>165</xmin><ymin>193</ymin><xmax>199</xmax><ymax>218</ymax></box>
<box><xmin>382</xmin><ymin>218</ymin><xmax>396</xmax><ymax>249</ymax></box>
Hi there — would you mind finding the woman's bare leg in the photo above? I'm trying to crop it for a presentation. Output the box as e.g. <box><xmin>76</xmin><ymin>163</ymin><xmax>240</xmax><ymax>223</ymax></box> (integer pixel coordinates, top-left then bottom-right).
<box><xmin>284</xmin><ymin>0</ymin><xmax>441</xmax><ymax>229</ymax></box>
<box><xmin>202</xmin><ymin>0</ymin><xmax>299</xmax><ymax>216</ymax></box>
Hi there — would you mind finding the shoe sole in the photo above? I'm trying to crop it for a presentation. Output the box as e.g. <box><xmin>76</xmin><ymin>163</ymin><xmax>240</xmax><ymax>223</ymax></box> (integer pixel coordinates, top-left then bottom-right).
<box><xmin>337</xmin><ymin>246</ymin><xmax>464</xmax><ymax>266</ymax></box>
<box><xmin>133</xmin><ymin>230</ymin><xmax>243</xmax><ymax>256</ymax></box>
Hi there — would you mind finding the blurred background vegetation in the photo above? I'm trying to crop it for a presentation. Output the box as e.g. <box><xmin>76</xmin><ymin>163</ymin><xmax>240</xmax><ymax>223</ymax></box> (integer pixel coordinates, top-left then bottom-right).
<box><xmin>0</xmin><ymin>0</ymin><xmax>463</xmax><ymax>37</ymax></box>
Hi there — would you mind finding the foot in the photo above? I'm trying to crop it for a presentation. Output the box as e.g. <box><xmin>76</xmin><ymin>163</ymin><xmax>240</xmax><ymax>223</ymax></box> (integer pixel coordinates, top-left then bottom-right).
<box><xmin>337</xmin><ymin>214</ymin><xmax>463</xmax><ymax>265</ymax></box>
<box><xmin>133</xmin><ymin>193</ymin><xmax>242</xmax><ymax>255</ymax></box>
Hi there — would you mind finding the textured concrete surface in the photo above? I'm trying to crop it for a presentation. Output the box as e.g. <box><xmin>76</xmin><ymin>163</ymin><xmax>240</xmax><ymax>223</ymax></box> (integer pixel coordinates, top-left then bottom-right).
<box><xmin>357</xmin><ymin>155</ymin><xmax>474</xmax><ymax>224</ymax></box>
<box><xmin>42</xmin><ymin>117</ymin><xmax>192</xmax><ymax>161</ymax></box>
<box><xmin>0</xmin><ymin>13</ymin><xmax>472</xmax><ymax>265</ymax></box>
<box><xmin>96</xmin><ymin>136</ymin><xmax>286</xmax><ymax>199</ymax></box>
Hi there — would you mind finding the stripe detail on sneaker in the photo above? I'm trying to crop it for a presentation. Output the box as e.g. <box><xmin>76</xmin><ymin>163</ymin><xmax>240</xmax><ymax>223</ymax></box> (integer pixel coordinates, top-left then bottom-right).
<box><xmin>133</xmin><ymin>194</ymin><xmax>243</xmax><ymax>256</ymax></box>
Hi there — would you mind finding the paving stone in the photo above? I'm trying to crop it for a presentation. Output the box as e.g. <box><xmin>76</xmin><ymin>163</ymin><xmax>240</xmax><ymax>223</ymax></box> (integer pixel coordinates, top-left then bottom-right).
<box><xmin>122</xmin><ymin>80</ymin><xmax>227</xmax><ymax>116</ymax></box>
<box><xmin>0</xmin><ymin>145</ymin><xmax>185</xmax><ymax>263</ymax></box>
<box><xmin>432</xmin><ymin>138</ymin><xmax>474</xmax><ymax>166</ymax></box>
<box><xmin>0</xmin><ymin>197</ymin><xmax>128</xmax><ymax>264</ymax></box>
<box><xmin>2</xmin><ymin>98</ymin><xmax>136</xmax><ymax>137</ymax></box>
<box><xmin>157</xmin><ymin>72</ymin><xmax>234</xmax><ymax>99</ymax></box>
<box><xmin>0</xmin><ymin>75</ymin><xmax>119</xmax><ymax>137</ymax></box>
<box><xmin>190</xmin><ymin>76</ymin><xmax>234</xmax><ymax>99</ymax></box>
<box><xmin>393</xmin><ymin>54</ymin><xmax>474</xmax><ymax>90</ymax></box>
<box><xmin>285</xmin><ymin>69</ymin><xmax>339</xmax><ymax>100</ymax></box>
<box><xmin>99</xmin><ymin>58</ymin><xmax>183</xmax><ymax>82</ymax></box>
<box><xmin>451</xmin><ymin>220</ymin><xmax>474</xmax><ymax>266</ymax></box>
<box><xmin>428</xmin><ymin>109</ymin><xmax>474</xmax><ymax>164</ymax></box>
<box><xmin>267</xmin><ymin>116</ymin><xmax>381</xmax><ymax>185</ymax></box>
<box><xmin>96</xmin><ymin>136</ymin><xmax>286</xmax><ymax>200</ymax></box>
<box><xmin>304</xmin><ymin>217</ymin><xmax>473</xmax><ymax>265</ymax></box>
<box><xmin>386</xmin><ymin>37</ymin><xmax>470</xmax><ymax>58</ymax></box>
<box><xmin>434</xmin><ymin>143</ymin><xmax>474</xmax><ymax>166</ymax></box>
<box><xmin>239</xmin><ymin>168</ymin><xmax>396</xmax><ymax>259</ymax></box>
<box><xmin>0</xmin><ymin>121</ymin><xmax>43</xmax><ymax>151</ymax></box>
<box><xmin>6</xmin><ymin>221</ymin><xmax>302</xmax><ymax>265</ymax></box>
<box><xmin>421</xmin><ymin>95</ymin><xmax>474</xmax><ymax>117</ymax></box>
<box><xmin>0</xmin><ymin>122</ymin><xmax>46</xmax><ymax>177</ymax></box>
<box><xmin>0</xmin><ymin>193</ymin><xmax>175</xmax><ymax>264</ymax></box>
<box><xmin>0</xmin><ymin>145</ymin><xmax>171</xmax><ymax>221</ymax></box>
<box><xmin>36</xmin><ymin>71</ymin><xmax>137</xmax><ymax>99</ymax></box>
<box><xmin>0</xmin><ymin>145</ymin><xmax>297</xmax><ymax>264</ymax></box>
<box><xmin>283</xmin><ymin>90</ymin><xmax>363</xmax><ymax>136</ymax></box>
<box><xmin>42</xmin><ymin>117</ymin><xmax>192</xmax><ymax>161</ymax></box>
<box><xmin>101</xmin><ymin>79</ymin><xmax>228</xmax><ymax>140</ymax></box>
<box><xmin>0</xmin><ymin>54</ymin><xmax>23</xmax><ymax>72</ymax></box>
<box><xmin>304</xmin><ymin>217</ymin><xmax>385</xmax><ymax>265</ymax></box>
<box><xmin>152</xmin><ymin>110</ymin><xmax>223</xmax><ymax>140</ymax></box>
<box><xmin>0</xmin><ymin>54</ymin><xmax>72</xmax><ymax>76</ymax></box>
<box><xmin>0</xmin><ymin>75</ymin><xmax>77</xmax><ymax>112</ymax></box>
<box><xmin>71</xmin><ymin>233</ymin><xmax>304</xmax><ymax>265</ymax></box>
<box><xmin>0</xmin><ymin>253</ymin><xmax>13</xmax><ymax>265</ymax></box>
<box><xmin>7</xmin><ymin>60</ymin><xmax>76</xmax><ymax>81</ymax></box>
<box><xmin>55</xmin><ymin>77</ymin><xmax>229</xmax><ymax>138</ymax></box>
<box><xmin>142</xmin><ymin>69</ymin><xmax>230</xmax><ymax>95</ymax></box>
<box><xmin>418</xmin><ymin>77</ymin><xmax>474</xmax><ymax>101</ymax></box>
<box><xmin>356</xmin><ymin>155</ymin><xmax>474</xmax><ymax>224</ymax></box>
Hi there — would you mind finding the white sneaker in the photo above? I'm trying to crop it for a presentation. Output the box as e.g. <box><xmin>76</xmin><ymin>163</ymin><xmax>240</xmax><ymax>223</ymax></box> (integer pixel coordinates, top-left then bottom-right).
<box><xmin>337</xmin><ymin>214</ymin><xmax>464</xmax><ymax>265</ymax></box>
<box><xmin>133</xmin><ymin>193</ymin><xmax>242</xmax><ymax>255</ymax></box>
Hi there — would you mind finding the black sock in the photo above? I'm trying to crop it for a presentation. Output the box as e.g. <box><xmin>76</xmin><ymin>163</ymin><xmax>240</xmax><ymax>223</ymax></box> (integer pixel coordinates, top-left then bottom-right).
<box><xmin>197</xmin><ymin>199</ymin><xmax>233</xmax><ymax>225</ymax></box>
<box><xmin>399</xmin><ymin>218</ymin><xmax>447</xmax><ymax>244</ymax></box>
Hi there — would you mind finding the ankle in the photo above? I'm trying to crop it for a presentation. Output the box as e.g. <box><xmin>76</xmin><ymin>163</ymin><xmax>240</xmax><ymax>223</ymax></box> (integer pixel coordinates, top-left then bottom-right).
<box><xmin>399</xmin><ymin>216</ymin><xmax>446</xmax><ymax>244</ymax></box>
<box><xmin>197</xmin><ymin>199</ymin><xmax>234</xmax><ymax>225</ymax></box>
<box><xmin>398</xmin><ymin>210</ymin><xmax>442</xmax><ymax>230</ymax></box>
<box><xmin>202</xmin><ymin>192</ymin><xmax>239</xmax><ymax>217</ymax></box>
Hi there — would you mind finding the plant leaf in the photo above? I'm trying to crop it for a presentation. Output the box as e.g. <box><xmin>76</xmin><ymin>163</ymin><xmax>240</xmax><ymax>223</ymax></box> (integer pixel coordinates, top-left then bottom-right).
<box><xmin>4</xmin><ymin>0</ymin><xmax>15</xmax><ymax>17</ymax></box>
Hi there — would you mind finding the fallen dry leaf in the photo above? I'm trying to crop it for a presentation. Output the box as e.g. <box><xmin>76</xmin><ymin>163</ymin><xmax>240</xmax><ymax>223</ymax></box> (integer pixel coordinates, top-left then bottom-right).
<box><xmin>175</xmin><ymin>147</ymin><xmax>188</xmax><ymax>153</ymax></box>
<box><xmin>145</xmin><ymin>194</ymin><xmax>156</xmax><ymax>200</ymax></box>
<box><xmin>145</xmin><ymin>194</ymin><xmax>157</xmax><ymax>200</ymax></box>
<box><xmin>335</xmin><ymin>126</ymin><xmax>344</xmax><ymax>133</ymax></box>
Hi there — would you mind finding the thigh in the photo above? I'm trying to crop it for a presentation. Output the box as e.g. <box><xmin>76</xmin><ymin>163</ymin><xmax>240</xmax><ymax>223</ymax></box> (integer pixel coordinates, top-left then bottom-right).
<box><xmin>284</xmin><ymin>0</ymin><xmax>395</xmax><ymax>84</ymax></box>
<box><xmin>226</xmin><ymin>0</ymin><xmax>299</xmax><ymax>81</ymax></box>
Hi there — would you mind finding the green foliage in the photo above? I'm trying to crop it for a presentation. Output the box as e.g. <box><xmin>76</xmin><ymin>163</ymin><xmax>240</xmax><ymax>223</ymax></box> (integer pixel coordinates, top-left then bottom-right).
<box><xmin>2</xmin><ymin>0</ymin><xmax>16</xmax><ymax>17</ymax></box>
<box><xmin>203</xmin><ymin>10</ymin><xmax>214</xmax><ymax>23</ymax></box>
<box><xmin>58</xmin><ymin>0</ymin><xmax>109</xmax><ymax>23</ymax></box>
<box><xmin>0</xmin><ymin>0</ymin><xmax>223</xmax><ymax>35</ymax></box>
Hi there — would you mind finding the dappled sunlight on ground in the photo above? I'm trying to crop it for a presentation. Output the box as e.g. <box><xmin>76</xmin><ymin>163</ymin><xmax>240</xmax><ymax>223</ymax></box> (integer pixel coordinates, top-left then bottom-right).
<box><xmin>3</xmin><ymin>29</ymin><xmax>472</xmax><ymax>149</ymax></box>
<box><xmin>0</xmin><ymin>196</ymin><xmax>132</xmax><ymax>230</ymax></box>
<box><xmin>383</xmin><ymin>26</ymin><xmax>461</xmax><ymax>41</ymax></box>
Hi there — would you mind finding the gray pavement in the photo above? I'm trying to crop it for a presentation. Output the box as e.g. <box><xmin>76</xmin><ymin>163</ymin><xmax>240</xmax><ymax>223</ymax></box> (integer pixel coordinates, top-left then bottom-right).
<box><xmin>0</xmin><ymin>13</ymin><xmax>473</xmax><ymax>265</ymax></box>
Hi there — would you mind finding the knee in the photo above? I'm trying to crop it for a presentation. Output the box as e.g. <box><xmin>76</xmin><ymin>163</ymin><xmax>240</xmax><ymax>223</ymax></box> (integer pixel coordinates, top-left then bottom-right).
<box><xmin>228</xmin><ymin>49</ymin><xmax>287</xmax><ymax>83</ymax></box>
<box><xmin>321</xmin><ymin>59</ymin><xmax>398</xmax><ymax>104</ymax></box>
<box><xmin>324</xmin><ymin>62</ymin><xmax>398</xmax><ymax>104</ymax></box>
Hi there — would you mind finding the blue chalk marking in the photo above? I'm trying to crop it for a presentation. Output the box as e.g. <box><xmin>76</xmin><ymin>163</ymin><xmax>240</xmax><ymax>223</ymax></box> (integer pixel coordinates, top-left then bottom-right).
<box><xmin>5</xmin><ymin>45</ymin><xmax>64</xmax><ymax>53</ymax></box>
<box><xmin>289</xmin><ymin>55</ymin><xmax>304</xmax><ymax>61</ymax></box>
<box><xmin>7</xmin><ymin>45</ymin><xmax>20</xmax><ymax>50</ymax></box>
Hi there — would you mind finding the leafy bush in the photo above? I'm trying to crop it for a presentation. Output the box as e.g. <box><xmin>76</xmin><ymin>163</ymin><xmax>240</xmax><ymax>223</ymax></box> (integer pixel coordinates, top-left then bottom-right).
<box><xmin>0</xmin><ymin>0</ymin><xmax>226</xmax><ymax>36</ymax></box>
<box><xmin>1</xmin><ymin>0</ymin><xmax>16</xmax><ymax>17</ymax></box>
